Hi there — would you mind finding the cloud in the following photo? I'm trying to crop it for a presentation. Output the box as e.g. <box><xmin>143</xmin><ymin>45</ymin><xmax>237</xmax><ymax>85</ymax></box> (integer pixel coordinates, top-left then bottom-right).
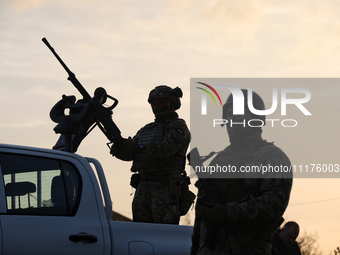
<box><xmin>0</xmin><ymin>119</ymin><xmax>49</xmax><ymax>129</ymax></box>
<box><xmin>7</xmin><ymin>0</ymin><xmax>47</xmax><ymax>13</ymax></box>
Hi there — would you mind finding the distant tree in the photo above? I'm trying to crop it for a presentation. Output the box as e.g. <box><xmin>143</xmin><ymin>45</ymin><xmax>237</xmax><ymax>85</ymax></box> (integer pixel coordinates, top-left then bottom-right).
<box><xmin>296</xmin><ymin>231</ymin><xmax>322</xmax><ymax>255</ymax></box>
<box><xmin>334</xmin><ymin>246</ymin><xmax>340</xmax><ymax>255</ymax></box>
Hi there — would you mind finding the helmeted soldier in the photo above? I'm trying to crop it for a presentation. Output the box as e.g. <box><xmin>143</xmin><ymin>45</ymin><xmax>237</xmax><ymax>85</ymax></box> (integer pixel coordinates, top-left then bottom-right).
<box><xmin>191</xmin><ymin>89</ymin><xmax>292</xmax><ymax>255</ymax></box>
<box><xmin>111</xmin><ymin>85</ymin><xmax>191</xmax><ymax>224</ymax></box>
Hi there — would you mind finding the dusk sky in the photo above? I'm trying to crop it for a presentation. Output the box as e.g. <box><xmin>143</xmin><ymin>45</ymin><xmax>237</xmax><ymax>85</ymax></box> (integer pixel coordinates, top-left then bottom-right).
<box><xmin>1</xmin><ymin>0</ymin><xmax>340</xmax><ymax>253</ymax></box>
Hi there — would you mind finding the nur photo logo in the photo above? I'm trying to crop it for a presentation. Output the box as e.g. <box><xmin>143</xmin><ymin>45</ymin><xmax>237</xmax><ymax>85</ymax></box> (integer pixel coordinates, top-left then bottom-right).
<box><xmin>196</xmin><ymin>82</ymin><xmax>222</xmax><ymax>115</ymax></box>
<box><xmin>195</xmin><ymin>82</ymin><xmax>312</xmax><ymax>128</ymax></box>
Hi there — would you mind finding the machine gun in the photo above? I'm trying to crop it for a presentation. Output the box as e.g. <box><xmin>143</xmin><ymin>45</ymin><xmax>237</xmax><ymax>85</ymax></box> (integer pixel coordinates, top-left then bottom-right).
<box><xmin>187</xmin><ymin>147</ymin><xmax>240</xmax><ymax>254</ymax></box>
<box><xmin>42</xmin><ymin>37</ymin><xmax>123</xmax><ymax>153</ymax></box>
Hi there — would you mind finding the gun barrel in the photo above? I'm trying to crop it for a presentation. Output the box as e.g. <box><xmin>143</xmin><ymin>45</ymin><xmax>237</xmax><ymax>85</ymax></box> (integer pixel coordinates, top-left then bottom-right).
<box><xmin>42</xmin><ymin>37</ymin><xmax>91</xmax><ymax>101</ymax></box>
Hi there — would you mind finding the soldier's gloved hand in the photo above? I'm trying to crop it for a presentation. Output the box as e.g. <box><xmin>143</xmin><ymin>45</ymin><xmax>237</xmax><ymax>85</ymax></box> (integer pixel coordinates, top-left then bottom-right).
<box><xmin>123</xmin><ymin>137</ymin><xmax>138</xmax><ymax>151</ymax></box>
<box><xmin>202</xmin><ymin>203</ymin><xmax>228</xmax><ymax>226</ymax></box>
<box><xmin>110</xmin><ymin>137</ymin><xmax>137</xmax><ymax>156</ymax></box>
<box><xmin>111</xmin><ymin>137</ymin><xmax>139</xmax><ymax>161</ymax></box>
<box><xmin>110</xmin><ymin>143</ymin><xmax>122</xmax><ymax>156</ymax></box>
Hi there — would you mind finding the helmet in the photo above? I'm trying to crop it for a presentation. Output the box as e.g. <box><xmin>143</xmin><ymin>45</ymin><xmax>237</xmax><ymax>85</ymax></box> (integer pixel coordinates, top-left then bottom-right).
<box><xmin>148</xmin><ymin>85</ymin><xmax>183</xmax><ymax>110</ymax></box>
<box><xmin>222</xmin><ymin>89</ymin><xmax>266</xmax><ymax>125</ymax></box>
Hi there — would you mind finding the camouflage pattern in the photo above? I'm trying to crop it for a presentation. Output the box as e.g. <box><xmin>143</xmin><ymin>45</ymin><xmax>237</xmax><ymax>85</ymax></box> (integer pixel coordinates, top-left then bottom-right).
<box><xmin>191</xmin><ymin>139</ymin><xmax>292</xmax><ymax>255</ymax></box>
<box><xmin>132</xmin><ymin>179</ymin><xmax>181</xmax><ymax>224</ymax></box>
<box><xmin>132</xmin><ymin>115</ymin><xmax>190</xmax><ymax>173</ymax></box>
<box><xmin>127</xmin><ymin>112</ymin><xmax>190</xmax><ymax>224</ymax></box>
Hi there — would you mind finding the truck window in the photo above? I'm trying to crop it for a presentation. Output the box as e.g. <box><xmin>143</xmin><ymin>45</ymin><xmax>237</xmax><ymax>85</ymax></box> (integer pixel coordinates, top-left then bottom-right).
<box><xmin>0</xmin><ymin>153</ymin><xmax>81</xmax><ymax>216</ymax></box>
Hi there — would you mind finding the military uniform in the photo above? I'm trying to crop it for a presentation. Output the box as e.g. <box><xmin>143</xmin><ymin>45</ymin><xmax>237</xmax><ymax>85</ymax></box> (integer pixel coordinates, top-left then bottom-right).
<box><xmin>112</xmin><ymin>85</ymin><xmax>191</xmax><ymax>224</ymax></box>
<box><xmin>191</xmin><ymin>140</ymin><xmax>292</xmax><ymax>255</ymax></box>
<box><xmin>191</xmin><ymin>89</ymin><xmax>292</xmax><ymax>255</ymax></box>
<box><xmin>131</xmin><ymin>113</ymin><xmax>190</xmax><ymax>224</ymax></box>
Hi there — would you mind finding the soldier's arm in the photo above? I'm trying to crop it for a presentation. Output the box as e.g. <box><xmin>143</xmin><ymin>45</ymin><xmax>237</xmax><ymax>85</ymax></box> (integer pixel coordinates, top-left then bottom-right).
<box><xmin>226</xmin><ymin>147</ymin><xmax>292</xmax><ymax>222</ymax></box>
<box><xmin>226</xmin><ymin>178</ymin><xmax>291</xmax><ymax>222</ymax></box>
<box><xmin>143</xmin><ymin>120</ymin><xmax>191</xmax><ymax>158</ymax></box>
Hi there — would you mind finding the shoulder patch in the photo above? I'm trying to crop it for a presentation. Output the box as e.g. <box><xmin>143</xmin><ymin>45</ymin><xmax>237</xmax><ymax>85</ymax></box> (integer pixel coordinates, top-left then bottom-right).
<box><xmin>177</xmin><ymin>128</ymin><xmax>184</xmax><ymax>134</ymax></box>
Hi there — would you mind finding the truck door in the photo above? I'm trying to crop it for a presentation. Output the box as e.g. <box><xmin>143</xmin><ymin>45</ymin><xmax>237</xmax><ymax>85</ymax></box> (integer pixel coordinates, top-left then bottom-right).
<box><xmin>0</xmin><ymin>152</ymin><xmax>107</xmax><ymax>255</ymax></box>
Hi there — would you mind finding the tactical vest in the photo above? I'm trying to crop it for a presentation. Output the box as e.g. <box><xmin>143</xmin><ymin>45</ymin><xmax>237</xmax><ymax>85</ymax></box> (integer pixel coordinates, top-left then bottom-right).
<box><xmin>131</xmin><ymin>119</ymin><xmax>187</xmax><ymax>173</ymax></box>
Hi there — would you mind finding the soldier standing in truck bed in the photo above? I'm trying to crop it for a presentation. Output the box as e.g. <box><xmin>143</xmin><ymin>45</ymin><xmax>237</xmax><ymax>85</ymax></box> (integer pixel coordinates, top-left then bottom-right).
<box><xmin>111</xmin><ymin>85</ymin><xmax>191</xmax><ymax>224</ymax></box>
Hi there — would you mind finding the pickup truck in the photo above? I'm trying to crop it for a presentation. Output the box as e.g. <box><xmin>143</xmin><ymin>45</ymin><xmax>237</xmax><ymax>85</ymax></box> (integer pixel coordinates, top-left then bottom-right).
<box><xmin>0</xmin><ymin>143</ymin><xmax>193</xmax><ymax>255</ymax></box>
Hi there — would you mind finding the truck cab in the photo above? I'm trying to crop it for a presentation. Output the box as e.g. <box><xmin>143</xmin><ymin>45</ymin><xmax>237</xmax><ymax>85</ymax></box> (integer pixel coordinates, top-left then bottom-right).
<box><xmin>0</xmin><ymin>143</ymin><xmax>192</xmax><ymax>255</ymax></box>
